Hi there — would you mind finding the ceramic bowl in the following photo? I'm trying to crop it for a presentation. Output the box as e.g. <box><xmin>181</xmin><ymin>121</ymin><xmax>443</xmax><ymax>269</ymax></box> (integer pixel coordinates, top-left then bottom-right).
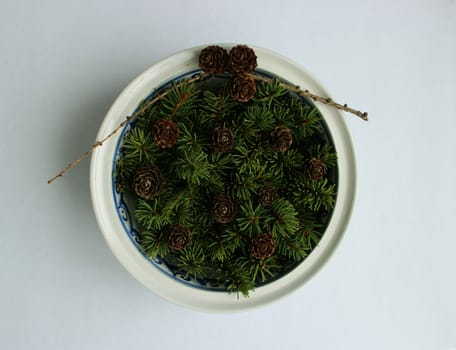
<box><xmin>90</xmin><ymin>44</ymin><xmax>356</xmax><ymax>312</ymax></box>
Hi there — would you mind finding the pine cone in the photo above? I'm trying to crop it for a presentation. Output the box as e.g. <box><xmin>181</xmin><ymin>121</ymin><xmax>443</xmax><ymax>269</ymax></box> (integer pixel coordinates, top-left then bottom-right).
<box><xmin>166</xmin><ymin>224</ymin><xmax>192</xmax><ymax>250</ymax></box>
<box><xmin>306</xmin><ymin>157</ymin><xmax>327</xmax><ymax>180</ymax></box>
<box><xmin>258</xmin><ymin>184</ymin><xmax>277</xmax><ymax>207</ymax></box>
<box><xmin>271</xmin><ymin>125</ymin><xmax>292</xmax><ymax>152</ymax></box>
<box><xmin>199</xmin><ymin>45</ymin><xmax>228</xmax><ymax>74</ymax></box>
<box><xmin>152</xmin><ymin>119</ymin><xmax>179</xmax><ymax>148</ymax></box>
<box><xmin>228</xmin><ymin>45</ymin><xmax>257</xmax><ymax>74</ymax></box>
<box><xmin>228</xmin><ymin>74</ymin><xmax>256</xmax><ymax>103</ymax></box>
<box><xmin>211</xmin><ymin>127</ymin><xmax>234</xmax><ymax>153</ymax></box>
<box><xmin>250</xmin><ymin>233</ymin><xmax>276</xmax><ymax>260</ymax></box>
<box><xmin>133</xmin><ymin>165</ymin><xmax>163</xmax><ymax>199</ymax></box>
<box><xmin>213</xmin><ymin>195</ymin><xmax>238</xmax><ymax>223</ymax></box>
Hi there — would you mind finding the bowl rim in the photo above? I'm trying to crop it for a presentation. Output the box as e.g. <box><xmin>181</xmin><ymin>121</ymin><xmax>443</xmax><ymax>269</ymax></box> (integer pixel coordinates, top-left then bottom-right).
<box><xmin>90</xmin><ymin>43</ymin><xmax>356</xmax><ymax>312</ymax></box>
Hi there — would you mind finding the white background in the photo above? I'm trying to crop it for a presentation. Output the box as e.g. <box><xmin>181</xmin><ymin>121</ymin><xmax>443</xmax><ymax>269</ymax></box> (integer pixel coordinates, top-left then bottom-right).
<box><xmin>1</xmin><ymin>0</ymin><xmax>455</xmax><ymax>349</ymax></box>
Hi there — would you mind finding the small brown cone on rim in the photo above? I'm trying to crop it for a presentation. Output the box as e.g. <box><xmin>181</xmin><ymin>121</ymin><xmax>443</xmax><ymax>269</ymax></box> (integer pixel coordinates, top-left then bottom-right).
<box><xmin>228</xmin><ymin>74</ymin><xmax>256</xmax><ymax>103</ymax></box>
<box><xmin>199</xmin><ymin>45</ymin><xmax>228</xmax><ymax>74</ymax></box>
<box><xmin>211</xmin><ymin>127</ymin><xmax>234</xmax><ymax>153</ymax></box>
<box><xmin>270</xmin><ymin>125</ymin><xmax>292</xmax><ymax>152</ymax></box>
<box><xmin>213</xmin><ymin>195</ymin><xmax>238</xmax><ymax>223</ymax></box>
<box><xmin>306</xmin><ymin>157</ymin><xmax>327</xmax><ymax>180</ymax></box>
<box><xmin>152</xmin><ymin>119</ymin><xmax>180</xmax><ymax>148</ymax></box>
<box><xmin>133</xmin><ymin>165</ymin><xmax>163</xmax><ymax>199</ymax></box>
<box><xmin>250</xmin><ymin>233</ymin><xmax>276</xmax><ymax>260</ymax></box>
<box><xmin>166</xmin><ymin>224</ymin><xmax>192</xmax><ymax>250</ymax></box>
<box><xmin>228</xmin><ymin>45</ymin><xmax>258</xmax><ymax>74</ymax></box>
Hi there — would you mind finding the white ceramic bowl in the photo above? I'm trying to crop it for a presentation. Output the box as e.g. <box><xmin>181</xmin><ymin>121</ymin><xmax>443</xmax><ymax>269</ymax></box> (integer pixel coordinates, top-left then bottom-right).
<box><xmin>90</xmin><ymin>44</ymin><xmax>356</xmax><ymax>312</ymax></box>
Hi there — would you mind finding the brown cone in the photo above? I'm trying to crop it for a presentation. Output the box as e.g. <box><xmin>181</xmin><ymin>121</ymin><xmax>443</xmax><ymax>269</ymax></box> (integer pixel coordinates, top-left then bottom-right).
<box><xmin>228</xmin><ymin>74</ymin><xmax>256</xmax><ymax>103</ymax></box>
<box><xmin>152</xmin><ymin>119</ymin><xmax>180</xmax><ymax>148</ymax></box>
<box><xmin>211</xmin><ymin>127</ymin><xmax>234</xmax><ymax>153</ymax></box>
<box><xmin>306</xmin><ymin>157</ymin><xmax>327</xmax><ymax>180</ymax></box>
<box><xmin>213</xmin><ymin>195</ymin><xmax>238</xmax><ymax>223</ymax></box>
<box><xmin>166</xmin><ymin>224</ymin><xmax>192</xmax><ymax>250</ymax></box>
<box><xmin>250</xmin><ymin>233</ymin><xmax>276</xmax><ymax>260</ymax></box>
<box><xmin>133</xmin><ymin>165</ymin><xmax>163</xmax><ymax>199</ymax></box>
<box><xmin>271</xmin><ymin>125</ymin><xmax>292</xmax><ymax>152</ymax></box>
<box><xmin>199</xmin><ymin>45</ymin><xmax>228</xmax><ymax>74</ymax></box>
<box><xmin>228</xmin><ymin>45</ymin><xmax>258</xmax><ymax>74</ymax></box>
<box><xmin>258</xmin><ymin>184</ymin><xmax>277</xmax><ymax>207</ymax></box>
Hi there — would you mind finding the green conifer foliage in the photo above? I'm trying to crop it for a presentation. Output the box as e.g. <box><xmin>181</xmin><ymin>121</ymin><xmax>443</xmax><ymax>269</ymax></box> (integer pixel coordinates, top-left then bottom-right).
<box><xmin>115</xmin><ymin>74</ymin><xmax>338</xmax><ymax>296</ymax></box>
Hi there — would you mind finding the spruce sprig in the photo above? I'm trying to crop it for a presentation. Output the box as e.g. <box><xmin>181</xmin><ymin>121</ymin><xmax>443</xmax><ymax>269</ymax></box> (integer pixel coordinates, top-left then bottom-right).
<box><xmin>267</xmin><ymin>198</ymin><xmax>301</xmax><ymax>238</ymax></box>
<box><xmin>176</xmin><ymin>245</ymin><xmax>206</xmax><ymax>279</ymax></box>
<box><xmin>308</xmin><ymin>144</ymin><xmax>337</xmax><ymax>168</ymax></box>
<box><xmin>176</xmin><ymin>122</ymin><xmax>207</xmax><ymax>154</ymax></box>
<box><xmin>254</xmin><ymin>80</ymin><xmax>289</xmax><ymax>106</ymax></box>
<box><xmin>199</xmin><ymin>90</ymin><xmax>237</xmax><ymax>126</ymax></box>
<box><xmin>291</xmin><ymin>178</ymin><xmax>337</xmax><ymax>212</ymax></box>
<box><xmin>208</xmin><ymin>228</ymin><xmax>244</xmax><ymax>262</ymax></box>
<box><xmin>226</xmin><ymin>266</ymin><xmax>255</xmax><ymax>297</ymax></box>
<box><xmin>237</xmin><ymin>201</ymin><xmax>269</xmax><ymax>236</ymax></box>
<box><xmin>159</xmin><ymin>83</ymin><xmax>199</xmax><ymax>120</ymax></box>
<box><xmin>292</xmin><ymin>103</ymin><xmax>323</xmax><ymax>141</ymax></box>
<box><xmin>276</xmin><ymin>235</ymin><xmax>308</xmax><ymax>261</ymax></box>
<box><xmin>242</xmin><ymin>106</ymin><xmax>275</xmax><ymax>132</ymax></box>
<box><xmin>136</xmin><ymin>198</ymin><xmax>172</xmax><ymax>230</ymax></box>
<box><xmin>121</xmin><ymin>127</ymin><xmax>156</xmax><ymax>164</ymax></box>
<box><xmin>237</xmin><ymin>256</ymin><xmax>281</xmax><ymax>283</ymax></box>
<box><xmin>173</xmin><ymin>152</ymin><xmax>212</xmax><ymax>185</ymax></box>
<box><xmin>141</xmin><ymin>230</ymin><xmax>170</xmax><ymax>258</ymax></box>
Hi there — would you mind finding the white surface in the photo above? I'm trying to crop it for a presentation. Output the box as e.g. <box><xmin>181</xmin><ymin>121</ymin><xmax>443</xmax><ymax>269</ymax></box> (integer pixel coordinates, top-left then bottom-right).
<box><xmin>0</xmin><ymin>0</ymin><xmax>455</xmax><ymax>348</ymax></box>
<box><xmin>90</xmin><ymin>44</ymin><xmax>357</xmax><ymax>311</ymax></box>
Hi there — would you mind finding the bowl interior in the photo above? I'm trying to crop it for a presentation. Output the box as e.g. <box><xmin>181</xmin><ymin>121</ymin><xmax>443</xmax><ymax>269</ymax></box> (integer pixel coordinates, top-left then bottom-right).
<box><xmin>90</xmin><ymin>44</ymin><xmax>356</xmax><ymax>312</ymax></box>
<box><xmin>112</xmin><ymin>69</ymin><xmax>339</xmax><ymax>292</ymax></box>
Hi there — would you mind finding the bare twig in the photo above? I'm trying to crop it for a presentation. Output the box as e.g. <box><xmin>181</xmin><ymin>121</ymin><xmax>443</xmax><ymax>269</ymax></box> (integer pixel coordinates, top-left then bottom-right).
<box><xmin>48</xmin><ymin>71</ymin><xmax>368</xmax><ymax>184</ymax></box>
<box><xmin>250</xmin><ymin>74</ymin><xmax>368</xmax><ymax>121</ymax></box>
<box><xmin>47</xmin><ymin>73</ymin><xmax>207</xmax><ymax>184</ymax></box>
<box><xmin>47</xmin><ymin>116</ymin><xmax>133</xmax><ymax>184</ymax></box>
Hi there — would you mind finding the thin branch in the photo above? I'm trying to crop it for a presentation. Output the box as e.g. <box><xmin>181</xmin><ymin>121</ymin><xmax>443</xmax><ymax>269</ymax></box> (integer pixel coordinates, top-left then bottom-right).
<box><xmin>47</xmin><ymin>116</ymin><xmax>133</xmax><ymax>184</ymax></box>
<box><xmin>250</xmin><ymin>74</ymin><xmax>368</xmax><ymax>121</ymax></box>
<box><xmin>47</xmin><ymin>73</ymin><xmax>207</xmax><ymax>184</ymax></box>
<box><xmin>48</xmin><ymin>71</ymin><xmax>367</xmax><ymax>184</ymax></box>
